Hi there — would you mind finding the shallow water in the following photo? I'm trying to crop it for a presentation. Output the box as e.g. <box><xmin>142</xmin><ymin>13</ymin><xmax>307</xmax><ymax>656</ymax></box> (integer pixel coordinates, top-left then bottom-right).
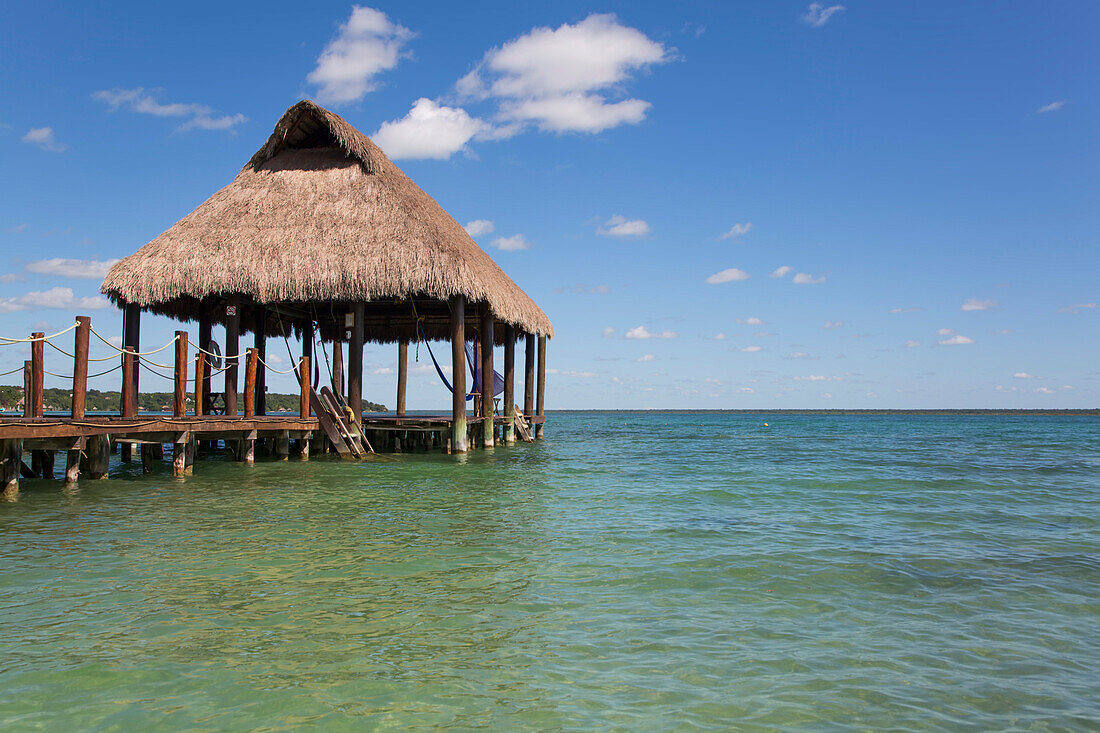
<box><xmin>1</xmin><ymin>413</ymin><xmax>1098</xmax><ymax>730</ymax></box>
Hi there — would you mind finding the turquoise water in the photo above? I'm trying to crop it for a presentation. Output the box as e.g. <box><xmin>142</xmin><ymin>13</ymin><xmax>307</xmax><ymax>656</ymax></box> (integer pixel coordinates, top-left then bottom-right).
<box><xmin>1</xmin><ymin>413</ymin><xmax>1098</xmax><ymax>730</ymax></box>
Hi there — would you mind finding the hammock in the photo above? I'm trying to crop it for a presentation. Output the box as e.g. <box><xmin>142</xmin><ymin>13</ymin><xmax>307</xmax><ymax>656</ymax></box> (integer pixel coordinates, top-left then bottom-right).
<box><xmin>417</xmin><ymin>320</ymin><xmax>504</xmax><ymax>400</ymax></box>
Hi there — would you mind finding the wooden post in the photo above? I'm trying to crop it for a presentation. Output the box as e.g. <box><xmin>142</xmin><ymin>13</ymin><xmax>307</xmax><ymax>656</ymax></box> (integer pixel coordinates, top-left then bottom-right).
<box><xmin>31</xmin><ymin>332</ymin><xmax>44</xmax><ymax>417</ymax></box>
<box><xmin>254</xmin><ymin>307</ymin><xmax>267</xmax><ymax>416</ymax></box>
<box><xmin>173</xmin><ymin>434</ymin><xmax>188</xmax><ymax>477</ymax></box>
<box><xmin>199</xmin><ymin>309</ymin><xmax>212</xmax><ymax>414</ymax></box>
<box><xmin>244</xmin><ymin>348</ymin><xmax>257</xmax><ymax>419</ymax></box>
<box><xmin>331</xmin><ymin>339</ymin><xmax>344</xmax><ymax>400</ymax></box>
<box><xmin>174</xmin><ymin>331</ymin><xmax>188</xmax><ymax>417</ymax></box>
<box><xmin>71</xmin><ymin>316</ymin><xmax>90</xmax><ymax>419</ymax></box>
<box><xmin>140</xmin><ymin>444</ymin><xmax>154</xmax><ymax>474</ymax></box>
<box><xmin>86</xmin><ymin>435</ymin><xmax>110</xmax><ymax>479</ymax></box>
<box><xmin>396</xmin><ymin>338</ymin><xmax>408</xmax><ymax>416</ymax></box>
<box><xmin>194</xmin><ymin>346</ymin><xmax>205</xmax><ymax>417</ymax></box>
<box><xmin>275</xmin><ymin>431</ymin><xmax>289</xmax><ymax>460</ymax></box>
<box><xmin>2</xmin><ymin>440</ymin><xmax>21</xmax><ymax>498</ymax></box>
<box><xmin>348</xmin><ymin>303</ymin><xmax>363</xmax><ymax>422</ymax></box>
<box><xmin>123</xmin><ymin>302</ymin><xmax>141</xmax><ymax>408</ymax></box>
<box><xmin>536</xmin><ymin>335</ymin><xmax>547</xmax><ymax>438</ymax></box>
<box><xmin>450</xmin><ymin>295</ymin><xmax>467</xmax><ymax>453</ymax></box>
<box><xmin>524</xmin><ymin>334</ymin><xmax>535</xmax><ymax>418</ymax></box>
<box><xmin>503</xmin><ymin>325</ymin><xmax>515</xmax><ymax>444</ymax></box>
<box><xmin>480</xmin><ymin>305</ymin><xmax>494</xmax><ymax>448</ymax></box>
<box><xmin>121</xmin><ymin>347</ymin><xmax>137</xmax><ymax>418</ymax></box>
<box><xmin>299</xmin><ymin>433</ymin><xmax>311</xmax><ymax>461</ymax></box>
<box><xmin>224</xmin><ymin>297</ymin><xmax>240</xmax><ymax>416</ymax></box>
<box><xmin>22</xmin><ymin>361</ymin><xmax>32</xmax><ymax>417</ymax></box>
<box><xmin>298</xmin><ymin>356</ymin><xmax>310</xmax><ymax>417</ymax></box>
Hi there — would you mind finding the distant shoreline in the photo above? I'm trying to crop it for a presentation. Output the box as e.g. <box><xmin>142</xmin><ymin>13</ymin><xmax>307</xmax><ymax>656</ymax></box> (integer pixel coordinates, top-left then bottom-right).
<box><xmin>544</xmin><ymin>409</ymin><xmax>1099</xmax><ymax>416</ymax></box>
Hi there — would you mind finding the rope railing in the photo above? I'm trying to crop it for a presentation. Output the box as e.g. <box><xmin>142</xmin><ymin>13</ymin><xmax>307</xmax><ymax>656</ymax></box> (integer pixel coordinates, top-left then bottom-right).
<box><xmin>0</xmin><ymin>321</ymin><xmax>79</xmax><ymax>345</ymax></box>
<box><xmin>0</xmin><ymin>364</ymin><xmax>25</xmax><ymax>377</ymax></box>
<box><xmin>89</xmin><ymin>326</ymin><xmax>179</xmax><ymax>357</ymax></box>
<box><xmin>256</xmin><ymin>353</ymin><xmax>299</xmax><ymax>374</ymax></box>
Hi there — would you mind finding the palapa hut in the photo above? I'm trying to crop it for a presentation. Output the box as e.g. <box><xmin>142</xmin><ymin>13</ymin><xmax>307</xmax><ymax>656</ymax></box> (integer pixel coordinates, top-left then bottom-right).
<box><xmin>101</xmin><ymin>100</ymin><xmax>552</xmax><ymax>453</ymax></box>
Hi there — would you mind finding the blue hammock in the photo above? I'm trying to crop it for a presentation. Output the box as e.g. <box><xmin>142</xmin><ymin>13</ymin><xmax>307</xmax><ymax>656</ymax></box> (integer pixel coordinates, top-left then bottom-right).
<box><xmin>417</xmin><ymin>321</ymin><xmax>504</xmax><ymax>400</ymax></box>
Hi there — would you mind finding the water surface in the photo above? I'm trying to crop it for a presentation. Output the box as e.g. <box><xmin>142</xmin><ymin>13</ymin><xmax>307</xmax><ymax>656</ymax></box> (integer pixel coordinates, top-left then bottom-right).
<box><xmin>2</xmin><ymin>413</ymin><xmax>1098</xmax><ymax>729</ymax></box>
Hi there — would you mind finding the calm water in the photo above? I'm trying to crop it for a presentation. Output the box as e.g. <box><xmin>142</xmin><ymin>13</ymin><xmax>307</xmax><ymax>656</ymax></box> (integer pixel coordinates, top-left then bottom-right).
<box><xmin>1</xmin><ymin>413</ymin><xmax>1098</xmax><ymax>730</ymax></box>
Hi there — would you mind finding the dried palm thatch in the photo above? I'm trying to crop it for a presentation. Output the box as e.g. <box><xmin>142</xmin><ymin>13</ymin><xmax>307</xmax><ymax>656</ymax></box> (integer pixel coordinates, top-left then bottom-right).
<box><xmin>101</xmin><ymin>100</ymin><xmax>552</xmax><ymax>343</ymax></box>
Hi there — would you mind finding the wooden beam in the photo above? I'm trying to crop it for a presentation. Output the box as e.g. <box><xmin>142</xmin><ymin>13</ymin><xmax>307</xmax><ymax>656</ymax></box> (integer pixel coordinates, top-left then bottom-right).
<box><xmin>481</xmin><ymin>304</ymin><xmax>494</xmax><ymax>448</ymax></box>
<box><xmin>524</xmin><ymin>334</ymin><xmax>535</xmax><ymax>418</ymax></box>
<box><xmin>503</xmin><ymin>326</ymin><xmax>515</xmax><ymax>444</ymax></box>
<box><xmin>253</xmin><ymin>307</ymin><xmax>267</xmax><ymax>416</ymax></box>
<box><xmin>123</xmin><ymin>302</ymin><xmax>141</xmax><ymax>403</ymax></box>
<box><xmin>348</xmin><ymin>303</ymin><xmax>364</xmax><ymax>421</ymax></box>
<box><xmin>174</xmin><ymin>331</ymin><xmax>188</xmax><ymax>418</ymax></box>
<box><xmin>224</xmin><ymin>297</ymin><xmax>240</xmax><ymax>416</ymax></box>
<box><xmin>71</xmin><ymin>316</ymin><xmax>90</xmax><ymax>420</ymax></box>
<box><xmin>244</xmin><ymin>347</ymin><xmax>257</xmax><ymax>419</ymax></box>
<box><xmin>121</xmin><ymin>347</ymin><xmax>137</xmax><ymax>419</ymax></box>
<box><xmin>450</xmin><ymin>295</ymin><xmax>467</xmax><ymax>453</ymax></box>
<box><xmin>199</xmin><ymin>309</ymin><xmax>212</xmax><ymax>414</ymax></box>
<box><xmin>396</xmin><ymin>338</ymin><xmax>408</xmax><ymax>416</ymax></box>
<box><xmin>31</xmin><ymin>332</ymin><xmax>44</xmax><ymax>418</ymax></box>
<box><xmin>536</xmin><ymin>335</ymin><xmax>546</xmax><ymax>439</ymax></box>
<box><xmin>298</xmin><ymin>356</ymin><xmax>310</xmax><ymax>418</ymax></box>
<box><xmin>194</xmin><ymin>344</ymin><xmax>205</xmax><ymax>417</ymax></box>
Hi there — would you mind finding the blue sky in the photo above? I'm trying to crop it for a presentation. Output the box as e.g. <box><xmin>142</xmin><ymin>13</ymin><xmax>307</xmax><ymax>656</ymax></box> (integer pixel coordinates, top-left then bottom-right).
<box><xmin>1</xmin><ymin>1</ymin><xmax>1097</xmax><ymax>409</ymax></box>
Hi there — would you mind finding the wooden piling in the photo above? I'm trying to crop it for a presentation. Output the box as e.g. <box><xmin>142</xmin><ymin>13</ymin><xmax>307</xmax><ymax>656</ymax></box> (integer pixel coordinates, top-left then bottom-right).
<box><xmin>121</xmin><ymin>347</ymin><xmax>137</xmax><ymax>419</ymax></box>
<box><xmin>172</xmin><ymin>433</ymin><xmax>188</xmax><ymax>477</ymax></box>
<box><xmin>503</xmin><ymin>326</ymin><xmax>516</xmax><ymax>444</ymax></box>
<box><xmin>397</xmin><ymin>338</ymin><xmax>408</xmax><ymax>416</ymax></box>
<box><xmin>348</xmin><ymin>303</ymin><xmax>364</xmax><ymax>421</ymax></box>
<box><xmin>275</xmin><ymin>431</ymin><xmax>289</xmax><ymax>460</ymax></box>
<box><xmin>31</xmin><ymin>332</ymin><xmax>44</xmax><ymax>417</ymax></box>
<box><xmin>140</xmin><ymin>444</ymin><xmax>153</xmax><ymax>474</ymax></box>
<box><xmin>254</xmin><ymin>307</ymin><xmax>267</xmax><ymax>416</ymax></box>
<box><xmin>22</xmin><ymin>361</ymin><xmax>32</xmax><ymax>418</ymax></box>
<box><xmin>199</xmin><ymin>310</ymin><xmax>212</xmax><ymax>414</ymax></box>
<box><xmin>298</xmin><ymin>356</ymin><xmax>310</xmax><ymax>418</ymax></box>
<box><xmin>194</xmin><ymin>347</ymin><xmax>205</xmax><ymax>417</ymax></box>
<box><xmin>331</xmin><ymin>339</ymin><xmax>344</xmax><ymax>400</ymax></box>
<box><xmin>225</xmin><ymin>297</ymin><xmax>240</xmax><ymax>416</ymax></box>
<box><xmin>450</xmin><ymin>295</ymin><xmax>467</xmax><ymax>453</ymax></box>
<box><xmin>86</xmin><ymin>435</ymin><xmax>110</xmax><ymax>479</ymax></box>
<box><xmin>174</xmin><ymin>331</ymin><xmax>188</xmax><ymax>418</ymax></box>
<box><xmin>123</xmin><ymin>303</ymin><xmax>141</xmax><ymax>406</ymax></box>
<box><xmin>536</xmin><ymin>335</ymin><xmax>546</xmax><ymax>439</ymax></box>
<box><xmin>481</xmin><ymin>305</ymin><xmax>495</xmax><ymax>448</ymax></box>
<box><xmin>2</xmin><ymin>439</ymin><xmax>21</xmax><ymax>498</ymax></box>
<box><xmin>244</xmin><ymin>348</ymin><xmax>257</xmax><ymax>419</ymax></box>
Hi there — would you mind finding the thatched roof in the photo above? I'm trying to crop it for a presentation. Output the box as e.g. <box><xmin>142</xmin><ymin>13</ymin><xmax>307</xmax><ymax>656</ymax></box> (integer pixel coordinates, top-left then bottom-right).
<box><xmin>101</xmin><ymin>100</ymin><xmax>552</xmax><ymax>342</ymax></box>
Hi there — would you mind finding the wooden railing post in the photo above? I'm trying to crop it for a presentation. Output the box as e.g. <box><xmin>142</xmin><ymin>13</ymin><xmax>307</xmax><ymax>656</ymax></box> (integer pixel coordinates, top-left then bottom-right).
<box><xmin>174</xmin><ymin>331</ymin><xmax>188</xmax><ymax>417</ymax></box>
<box><xmin>397</xmin><ymin>338</ymin><xmax>408</xmax><ymax>416</ymax></box>
<box><xmin>194</xmin><ymin>346</ymin><xmax>205</xmax><ymax>417</ymax></box>
<box><xmin>22</xmin><ymin>361</ymin><xmax>32</xmax><ymax>418</ymax></box>
<box><xmin>244</xmin><ymin>347</ymin><xmax>257</xmax><ymax>419</ymax></box>
<box><xmin>121</xmin><ymin>347</ymin><xmax>137</xmax><ymax>418</ymax></box>
<box><xmin>71</xmin><ymin>317</ymin><xmax>90</xmax><ymax>419</ymax></box>
<box><xmin>224</xmin><ymin>297</ymin><xmax>240</xmax><ymax>416</ymax></box>
<box><xmin>31</xmin><ymin>332</ymin><xmax>44</xmax><ymax>418</ymax></box>
<box><xmin>524</xmin><ymin>334</ymin><xmax>535</xmax><ymax>418</ymax></box>
<box><xmin>298</xmin><ymin>356</ymin><xmax>310</xmax><ymax>418</ymax></box>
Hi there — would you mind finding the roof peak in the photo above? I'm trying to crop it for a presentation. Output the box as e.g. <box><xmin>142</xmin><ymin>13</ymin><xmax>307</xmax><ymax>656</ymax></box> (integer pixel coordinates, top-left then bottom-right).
<box><xmin>246</xmin><ymin>100</ymin><xmax>382</xmax><ymax>174</ymax></box>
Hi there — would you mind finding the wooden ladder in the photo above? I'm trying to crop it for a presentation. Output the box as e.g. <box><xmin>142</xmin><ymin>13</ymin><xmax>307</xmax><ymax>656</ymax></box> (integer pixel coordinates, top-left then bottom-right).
<box><xmin>307</xmin><ymin>385</ymin><xmax>373</xmax><ymax>458</ymax></box>
<box><xmin>513</xmin><ymin>405</ymin><xmax>534</xmax><ymax>443</ymax></box>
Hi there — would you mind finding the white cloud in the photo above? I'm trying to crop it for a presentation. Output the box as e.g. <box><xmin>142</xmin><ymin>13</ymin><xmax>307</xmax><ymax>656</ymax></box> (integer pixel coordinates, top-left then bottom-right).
<box><xmin>464</xmin><ymin>219</ymin><xmax>495</xmax><ymax>237</ymax></box>
<box><xmin>22</xmin><ymin>127</ymin><xmax>67</xmax><ymax>152</ymax></box>
<box><xmin>939</xmin><ymin>334</ymin><xmax>974</xmax><ymax>346</ymax></box>
<box><xmin>740</xmin><ymin>345</ymin><xmax>762</xmax><ymax>353</ymax></box>
<box><xmin>822</xmin><ymin>320</ymin><xmax>843</xmax><ymax>329</ymax></box>
<box><xmin>1035</xmin><ymin>386</ymin><xmax>1056</xmax><ymax>395</ymax></box>
<box><xmin>904</xmin><ymin>340</ymin><xmax>922</xmax><ymax>348</ymax></box>
<box><xmin>1058</xmin><ymin>303</ymin><xmax>1097</xmax><ymax>314</ymax></box>
<box><xmin>1037</xmin><ymin>100</ymin><xmax>1066</xmax><ymax>114</ymax></box>
<box><xmin>786</xmin><ymin>351</ymin><xmax>810</xmax><ymax>359</ymax></box>
<box><xmin>547</xmin><ymin>368</ymin><xmax>597</xmax><ymax>378</ymax></box>
<box><xmin>636</xmin><ymin>354</ymin><xmax>655</xmax><ymax>362</ymax></box>
<box><xmin>306</xmin><ymin>6</ymin><xmax>413</xmax><ymax>104</ymax></box>
<box><xmin>736</xmin><ymin>317</ymin><xmax>766</xmax><ymax>326</ymax></box>
<box><xmin>0</xmin><ymin>287</ymin><xmax>110</xmax><ymax>313</ymax></box>
<box><xmin>718</xmin><ymin>222</ymin><xmax>752</xmax><ymax>240</ymax></box>
<box><xmin>107</xmin><ymin>335</ymin><xmax>123</xmax><ymax>348</ymax></box>
<box><xmin>458</xmin><ymin>14</ymin><xmax>670</xmax><ymax>134</ymax></box>
<box><xmin>0</xmin><ymin>273</ymin><xmax>26</xmax><ymax>283</ymax></box>
<box><xmin>372</xmin><ymin>98</ymin><xmax>486</xmax><ymax>160</ymax></box>
<box><xmin>961</xmin><ymin>298</ymin><xmax>996</xmax><ymax>311</ymax></box>
<box><xmin>92</xmin><ymin>88</ymin><xmax>245</xmax><ymax>131</ymax></box>
<box><xmin>1013</xmin><ymin>372</ymin><xmax>1036</xmax><ymax>379</ymax></box>
<box><xmin>712</xmin><ymin>333</ymin><xmax>726</xmax><ymax>340</ymax></box>
<box><xmin>373</xmin><ymin>366</ymin><xmax>395</xmax><ymax>375</ymax></box>
<box><xmin>737</xmin><ymin>387</ymin><xmax>755</xmax><ymax>394</ymax></box>
<box><xmin>801</xmin><ymin>3</ymin><xmax>845</xmax><ymax>27</ymax></box>
<box><xmin>794</xmin><ymin>374</ymin><xmax>844</xmax><ymax>382</ymax></box>
<box><xmin>597</xmin><ymin>215</ymin><xmax>650</xmax><ymax>237</ymax></box>
<box><xmin>770</xmin><ymin>265</ymin><xmax>793</xmax><ymax>278</ymax></box>
<box><xmin>793</xmin><ymin>272</ymin><xmax>826</xmax><ymax>285</ymax></box>
<box><xmin>602</xmin><ymin>327</ymin><xmax>616</xmax><ymax>338</ymax></box>
<box><xmin>625</xmin><ymin>325</ymin><xmax>676</xmax><ymax>339</ymax></box>
<box><xmin>937</xmin><ymin>328</ymin><xmax>956</xmax><ymax>336</ymax></box>
<box><xmin>889</xmin><ymin>307</ymin><xmax>922</xmax><ymax>314</ymax></box>
<box><xmin>491</xmin><ymin>234</ymin><xmax>531</xmax><ymax>251</ymax></box>
<box><xmin>25</xmin><ymin>258</ymin><xmax>119</xmax><ymax>279</ymax></box>
<box><xmin>705</xmin><ymin>268</ymin><xmax>750</xmax><ymax>284</ymax></box>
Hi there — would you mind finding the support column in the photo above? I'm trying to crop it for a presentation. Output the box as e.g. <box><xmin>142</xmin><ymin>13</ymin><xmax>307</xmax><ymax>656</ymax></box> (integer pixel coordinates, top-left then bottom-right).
<box><xmin>174</xmin><ymin>331</ymin><xmax>188</xmax><ymax>417</ymax></box>
<box><xmin>254</xmin><ymin>307</ymin><xmax>267</xmax><ymax>416</ymax></box>
<box><xmin>275</xmin><ymin>431</ymin><xmax>289</xmax><ymax>460</ymax></box>
<box><xmin>348</xmin><ymin>303</ymin><xmax>363</xmax><ymax>421</ymax></box>
<box><xmin>331</xmin><ymin>339</ymin><xmax>344</xmax><ymax>400</ymax></box>
<box><xmin>396</xmin><ymin>338</ymin><xmax>408</xmax><ymax>416</ymax></box>
<box><xmin>244</xmin><ymin>348</ymin><xmax>257</xmax><ymax>419</ymax></box>
<box><xmin>503</xmin><ymin>326</ymin><xmax>515</xmax><ymax>444</ymax></box>
<box><xmin>86</xmin><ymin>434</ymin><xmax>110</xmax><ymax>479</ymax></box>
<box><xmin>122</xmin><ymin>302</ymin><xmax>140</xmax><ymax>409</ymax></box>
<box><xmin>31</xmin><ymin>331</ymin><xmax>44</xmax><ymax>417</ymax></box>
<box><xmin>173</xmin><ymin>434</ymin><xmax>188</xmax><ymax>477</ymax></box>
<box><xmin>536</xmin><ymin>335</ymin><xmax>546</xmax><ymax>438</ymax></box>
<box><xmin>121</xmin><ymin>347</ymin><xmax>137</xmax><ymax>419</ymax></box>
<box><xmin>524</xmin><ymin>334</ymin><xmax>535</xmax><ymax>418</ymax></box>
<box><xmin>2</xmin><ymin>439</ymin><xmax>22</xmax><ymax>498</ymax></box>
<box><xmin>298</xmin><ymin>356</ymin><xmax>310</xmax><ymax>418</ymax></box>
<box><xmin>480</xmin><ymin>305</ymin><xmax>494</xmax><ymax>449</ymax></box>
<box><xmin>224</xmin><ymin>297</ymin><xmax>240</xmax><ymax>416</ymax></box>
<box><xmin>199</xmin><ymin>308</ymin><xmax>212</xmax><ymax>414</ymax></box>
<box><xmin>449</xmin><ymin>295</ymin><xmax>467</xmax><ymax>453</ymax></box>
